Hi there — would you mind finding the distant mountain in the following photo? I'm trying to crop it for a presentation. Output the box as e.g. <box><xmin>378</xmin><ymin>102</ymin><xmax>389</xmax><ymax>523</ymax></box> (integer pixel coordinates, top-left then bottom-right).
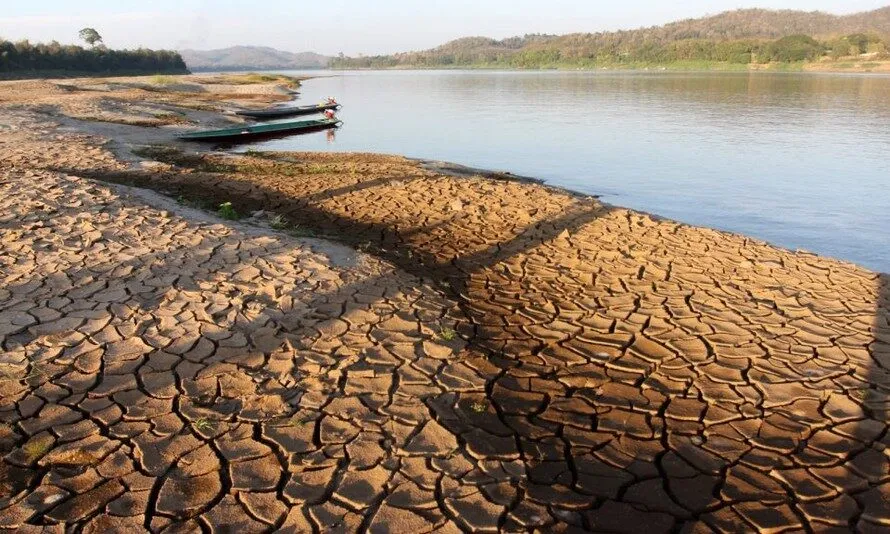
<box><xmin>179</xmin><ymin>46</ymin><xmax>331</xmax><ymax>71</ymax></box>
<box><xmin>332</xmin><ymin>6</ymin><xmax>890</xmax><ymax>69</ymax></box>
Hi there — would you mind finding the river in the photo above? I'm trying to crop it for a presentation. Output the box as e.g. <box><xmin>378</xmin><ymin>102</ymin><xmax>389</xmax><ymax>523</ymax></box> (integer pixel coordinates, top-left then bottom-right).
<box><xmin>248</xmin><ymin>70</ymin><xmax>890</xmax><ymax>272</ymax></box>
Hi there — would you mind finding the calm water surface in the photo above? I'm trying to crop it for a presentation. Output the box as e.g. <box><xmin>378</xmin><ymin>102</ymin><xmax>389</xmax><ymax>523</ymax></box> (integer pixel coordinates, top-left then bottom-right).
<box><xmin>250</xmin><ymin>70</ymin><xmax>890</xmax><ymax>272</ymax></box>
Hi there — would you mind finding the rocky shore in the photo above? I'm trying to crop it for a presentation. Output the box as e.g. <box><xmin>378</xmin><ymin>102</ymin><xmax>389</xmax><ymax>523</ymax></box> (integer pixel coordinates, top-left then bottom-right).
<box><xmin>1</xmin><ymin>74</ymin><xmax>888</xmax><ymax>532</ymax></box>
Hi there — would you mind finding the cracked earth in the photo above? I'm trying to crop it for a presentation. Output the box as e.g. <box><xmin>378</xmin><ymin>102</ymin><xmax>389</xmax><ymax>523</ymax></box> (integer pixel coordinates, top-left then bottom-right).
<box><xmin>1</xmin><ymin>76</ymin><xmax>889</xmax><ymax>533</ymax></box>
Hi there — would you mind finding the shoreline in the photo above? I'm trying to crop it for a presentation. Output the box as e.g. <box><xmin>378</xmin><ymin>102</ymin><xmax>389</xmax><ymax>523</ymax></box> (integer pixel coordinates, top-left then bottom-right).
<box><xmin>281</xmin><ymin>76</ymin><xmax>884</xmax><ymax>274</ymax></box>
<box><xmin>184</xmin><ymin>63</ymin><xmax>890</xmax><ymax>77</ymax></box>
<box><xmin>13</xmin><ymin>70</ymin><xmax>879</xmax><ymax>274</ymax></box>
<box><xmin>1</xmin><ymin>74</ymin><xmax>889</xmax><ymax>531</ymax></box>
<box><xmin>322</xmin><ymin>61</ymin><xmax>890</xmax><ymax>74</ymax></box>
<box><xmin>2</xmin><ymin>72</ymin><xmax>882</xmax><ymax>276</ymax></box>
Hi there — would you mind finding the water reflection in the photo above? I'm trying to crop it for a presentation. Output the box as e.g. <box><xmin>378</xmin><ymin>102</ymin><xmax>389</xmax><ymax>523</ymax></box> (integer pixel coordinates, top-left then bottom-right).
<box><xmin>252</xmin><ymin>70</ymin><xmax>890</xmax><ymax>272</ymax></box>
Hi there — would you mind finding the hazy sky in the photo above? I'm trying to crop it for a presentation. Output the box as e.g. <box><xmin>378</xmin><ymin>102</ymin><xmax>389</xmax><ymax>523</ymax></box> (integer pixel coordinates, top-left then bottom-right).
<box><xmin>1</xmin><ymin>0</ymin><xmax>886</xmax><ymax>55</ymax></box>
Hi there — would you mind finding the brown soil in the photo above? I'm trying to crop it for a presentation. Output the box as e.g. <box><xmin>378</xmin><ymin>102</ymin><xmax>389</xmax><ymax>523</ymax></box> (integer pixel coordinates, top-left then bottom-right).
<box><xmin>1</xmin><ymin>74</ymin><xmax>889</xmax><ymax>533</ymax></box>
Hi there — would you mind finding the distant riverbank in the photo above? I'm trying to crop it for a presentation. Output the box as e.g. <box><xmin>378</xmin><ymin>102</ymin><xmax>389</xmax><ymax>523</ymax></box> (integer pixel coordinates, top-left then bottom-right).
<box><xmin>326</xmin><ymin>59</ymin><xmax>890</xmax><ymax>74</ymax></box>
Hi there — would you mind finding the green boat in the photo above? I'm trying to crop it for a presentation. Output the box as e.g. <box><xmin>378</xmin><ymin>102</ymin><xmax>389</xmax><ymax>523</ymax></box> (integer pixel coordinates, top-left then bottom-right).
<box><xmin>178</xmin><ymin>118</ymin><xmax>341</xmax><ymax>142</ymax></box>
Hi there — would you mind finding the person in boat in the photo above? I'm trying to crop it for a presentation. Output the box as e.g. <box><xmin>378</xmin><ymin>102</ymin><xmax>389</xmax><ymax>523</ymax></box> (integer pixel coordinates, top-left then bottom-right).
<box><xmin>324</xmin><ymin>109</ymin><xmax>337</xmax><ymax>120</ymax></box>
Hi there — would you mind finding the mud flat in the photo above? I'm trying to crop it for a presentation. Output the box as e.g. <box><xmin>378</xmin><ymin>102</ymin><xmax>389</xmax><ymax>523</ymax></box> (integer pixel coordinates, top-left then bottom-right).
<box><xmin>1</xmin><ymin>74</ymin><xmax>889</xmax><ymax>532</ymax></box>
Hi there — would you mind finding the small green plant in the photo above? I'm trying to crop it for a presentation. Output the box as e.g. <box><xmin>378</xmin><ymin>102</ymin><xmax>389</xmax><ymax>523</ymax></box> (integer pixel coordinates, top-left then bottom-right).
<box><xmin>217</xmin><ymin>202</ymin><xmax>239</xmax><ymax>220</ymax></box>
<box><xmin>270</xmin><ymin>214</ymin><xmax>289</xmax><ymax>229</ymax></box>
<box><xmin>176</xmin><ymin>196</ymin><xmax>214</xmax><ymax>210</ymax></box>
<box><xmin>437</xmin><ymin>327</ymin><xmax>456</xmax><ymax>342</ymax></box>
<box><xmin>193</xmin><ymin>418</ymin><xmax>214</xmax><ymax>432</ymax></box>
<box><xmin>289</xmin><ymin>416</ymin><xmax>314</xmax><ymax>427</ymax></box>
<box><xmin>469</xmin><ymin>401</ymin><xmax>488</xmax><ymax>413</ymax></box>
<box><xmin>23</xmin><ymin>436</ymin><xmax>53</xmax><ymax>462</ymax></box>
<box><xmin>154</xmin><ymin>112</ymin><xmax>190</xmax><ymax>125</ymax></box>
<box><xmin>287</xmin><ymin>224</ymin><xmax>315</xmax><ymax>238</ymax></box>
<box><xmin>150</xmin><ymin>75</ymin><xmax>177</xmax><ymax>86</ymax></box>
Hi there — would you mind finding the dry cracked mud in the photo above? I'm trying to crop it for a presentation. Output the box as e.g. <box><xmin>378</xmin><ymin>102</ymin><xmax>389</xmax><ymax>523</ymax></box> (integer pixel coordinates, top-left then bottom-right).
<box><xmin>1</xmin><ymin>76</ymin><xmax>889</xmax><ymax>533</ymax></box>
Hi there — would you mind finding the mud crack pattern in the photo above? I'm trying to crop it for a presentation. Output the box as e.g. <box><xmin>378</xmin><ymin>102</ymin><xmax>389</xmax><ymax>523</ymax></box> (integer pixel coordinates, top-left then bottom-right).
<box><xmin>1</xmin><ymin>86</ymin><xmax>890</xmax><ymax>533</ymax></box>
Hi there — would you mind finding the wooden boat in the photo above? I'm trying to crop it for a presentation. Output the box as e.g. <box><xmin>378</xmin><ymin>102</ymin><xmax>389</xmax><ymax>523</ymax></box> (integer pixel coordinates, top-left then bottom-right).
<box><xmin>235</xmin><ymin>102</ymin><xmax>340</xmax><ymax>119</ymax></box>
<box><xmin>178</xmin><ymin>118</ymin><xmax>341</xmax><ymax>142</ymax></box>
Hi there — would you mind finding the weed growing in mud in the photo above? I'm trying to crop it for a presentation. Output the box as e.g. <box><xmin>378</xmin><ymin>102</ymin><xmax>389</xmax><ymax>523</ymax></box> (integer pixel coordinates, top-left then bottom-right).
<box><xmin>469</xmin><ymin>401</ymin><xmax>488</xmax><ymax>413</ymax></box>
<box><xmin>193</xmin><ymin>418</ymin><xmax>214</xmax><ymax>432</ymax></box>
<box><xmin>270</xmin><ymin>214</ymin><xmax>289</xmax><ymax>229</ymax></box>
<box><xmin>287</xmin><ymin>224</ymin><xmax>316</xmax><ymax>238</ymax></box>
<box><xmin>176</xmin><ymin>195</ymin><xmax>215</xmax><ymax>211</ymax></box>
<box><xmin>23</xmin><ymin>437</ymin><xmax>53</xmax><ymax>462</ymax></box>
<box><xmin>304</xmin><ymin>163</ymin><xmax>340</xmax><ymax>175</ymax></box>
<box><xmin>289</xmin><ymin>416</ymin><xmax>314</xmax><ymax>427</ymax></box>
<box><xmin>224</xmin><ymin>73</ymin><xmax>301</xmax><ymax>88</ymax></box>
<box><xmin>154</xmin><ymin>112</ymin><xmax>191</xmax><ymax>125</ymax></box>
<box><xmin>14</xmin><ymin>364</ymin><xmax>48</xmax><ymax>384</ymax></box>
<box><xmin>437</xmin><ymin>327</ymin><xmax>457</xmax><ymax>341</ymax></box>
<box><xmin>150</xmin><ymin>75</ymin><xmax>177</xmax><ymax>85</ymax></box>
<box><xmin>217</xmin><ymin>202</ymin><xmax>239</xmax><ymax>220</ymax></box>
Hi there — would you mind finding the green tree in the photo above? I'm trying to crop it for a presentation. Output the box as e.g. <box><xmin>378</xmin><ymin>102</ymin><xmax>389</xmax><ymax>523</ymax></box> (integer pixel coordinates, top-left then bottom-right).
<box><xmin>846</xmin><ymin>33</ymin><xmax>870</xmax><ymax>54</ymax></box>
<box><xmin>78</xmin><ymin>28</ymin><xmax>103</xmax><ymax>47</ymax></box>
<box><xmin>0</xmin><ymin>37</ymin><xmax>189</xmax><ymax>77</ymax></box>
<box><xmin>762</xmin><ymin>35</ymin><xmax>823</xmax><ymax>62</ymax></box>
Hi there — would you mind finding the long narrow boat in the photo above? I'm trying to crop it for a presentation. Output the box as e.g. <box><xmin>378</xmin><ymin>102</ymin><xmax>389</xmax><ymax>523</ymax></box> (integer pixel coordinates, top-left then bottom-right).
<box><xmin>235</xmin><ymin>102</ymin><xmax>340</xmax><ymax>119</ymax></box>
<box><xmin>178</xmin><ymin>118</ymin><xmax>341</xmax><ymax>142</ymax></box>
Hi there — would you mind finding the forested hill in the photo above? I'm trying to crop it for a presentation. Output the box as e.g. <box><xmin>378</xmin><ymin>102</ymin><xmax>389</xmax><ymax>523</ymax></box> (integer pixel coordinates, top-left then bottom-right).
<box><xmin>331</xmin><ymin>7</ymin><xmax>890</xmax><ymax>69</ymax></box>
<box><xmin>625</xmin><ymin>6</ymin><xmax>890</xmax><ymax>40</ymax></box>
<box><xmin>0</xmin><ymin>40</ymin><xmax>189</xmax><ymax>79</ymax></box>
<box><xmin>179</xmin><ymin>46</ymin><xmax>331</xmax><ymax>71</ymax></box>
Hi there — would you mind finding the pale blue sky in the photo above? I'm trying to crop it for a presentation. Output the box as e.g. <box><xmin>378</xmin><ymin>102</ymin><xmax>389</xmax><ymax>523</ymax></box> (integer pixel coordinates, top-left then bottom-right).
<box><xmin>1</xmin><ymin>0</ymin><xmax>886</xmax><ymax>54</ymax></box>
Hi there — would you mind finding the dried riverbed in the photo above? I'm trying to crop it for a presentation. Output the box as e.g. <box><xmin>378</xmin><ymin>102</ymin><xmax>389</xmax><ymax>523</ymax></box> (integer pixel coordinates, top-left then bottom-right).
<box><xmin>1</xmin><ymin>75</ymin><xmax>889</xmax><ymax>532</ymax></box>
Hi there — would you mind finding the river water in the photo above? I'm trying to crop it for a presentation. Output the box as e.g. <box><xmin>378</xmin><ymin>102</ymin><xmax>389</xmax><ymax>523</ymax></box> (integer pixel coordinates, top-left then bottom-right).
<box><xmin>249</xmin><ymin>70</ymin><xmax>890</xmax><ymax>272</ymax></box>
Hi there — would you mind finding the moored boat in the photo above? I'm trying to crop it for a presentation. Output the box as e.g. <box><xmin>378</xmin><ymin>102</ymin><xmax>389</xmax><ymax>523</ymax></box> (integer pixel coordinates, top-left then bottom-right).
<box><xmin>178</xmin><ymin>118</ymin><xmax>341</xmax><ymax>142</ymax></box>
<box><xmin>235</xmin><ymin>102</ymin><xmax>341</xmax><ymax>119</ymax></box>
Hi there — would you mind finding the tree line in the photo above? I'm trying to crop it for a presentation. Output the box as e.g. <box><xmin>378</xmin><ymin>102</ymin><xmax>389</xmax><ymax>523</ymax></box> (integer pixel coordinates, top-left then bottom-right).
<box><xmin>0</xmin><ymin>39</ymin><xmax>190</xmax><ymax>78</ymax></box>
<box><xmin>331</xmin><ymin>32</ymin><xmax>889</xmax><ymax>69</ymax></box>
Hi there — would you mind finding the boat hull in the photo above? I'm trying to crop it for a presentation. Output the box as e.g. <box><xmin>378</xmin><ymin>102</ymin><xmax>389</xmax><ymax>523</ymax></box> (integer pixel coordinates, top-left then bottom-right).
<box><xmin>235</xmin><ymin>103</ymin><xmax>340</xmax><ymax>119</ymax></box>
<box><xmin>178</xmin><ymin>118</ymin><xmax>341</xmax><ymax>143</ymax></box>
